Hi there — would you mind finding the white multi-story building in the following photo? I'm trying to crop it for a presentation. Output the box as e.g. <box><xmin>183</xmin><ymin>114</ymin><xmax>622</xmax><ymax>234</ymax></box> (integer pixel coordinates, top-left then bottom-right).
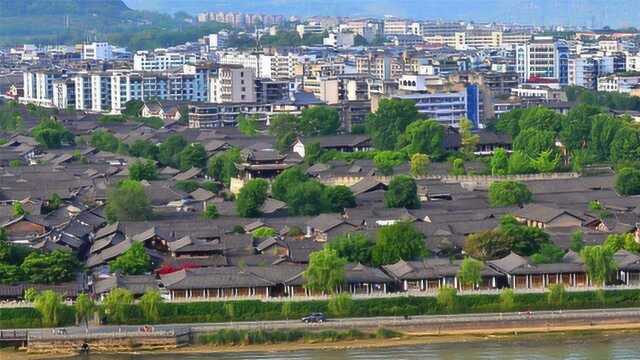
<box><xmin>82</xmin><ymin>42</ymin><xmax>113</xmax><ymax>61</ymax></box>
<box><xmin>597</xmin><ymin>74</ymin><xmax>640</xmax><ymax>93</ymax></box>
<box><xmin>296</xmin><ymin>22</ymin><xmax>326</xmax><ymax>38</ymax></box>
<box><xmin>568</xmin><ymin>55</ymin><xmax>615</xmax><ymax>90</ymax></box>
<box><xmin>209</xmin><ymin>65</ymin><xmax>256</xmax><ymax>103</ymax></box>
<box><xmin>383</xmin><ymin>18</ymin><xmax>410</xmax><ymax>35</ymax></box>
<box><xmin>204</xmin><ymin>32</ymin><xmax>229</xmax><ymax>50</ymax></box>
<box><xmin>20</xmin><ymin>70</ymin><xmax>65</xmax><ymax>107</ymax></box>
<box><xmin>133</xmin><ymin>50</ymin><xmax>197</xmax><ymax>71</ymax></box>
<box><xmin>90</xmin><ymin>73</ymin><xmax>112</xmax><ymax>112</ymax></box>
<box><xmin>515</xmin><ymin>37</ymin><xmax>569</xmax><ymax>84</ymax></box>
<box><xmin>324</xmin><ymin>32</ymin><xmax>355</xmax><ymax>48</ymax></box>
<box><xmin>52</xmin><ymin>78</ymin><xmax>76</xmax><ymax>110</ymax></box>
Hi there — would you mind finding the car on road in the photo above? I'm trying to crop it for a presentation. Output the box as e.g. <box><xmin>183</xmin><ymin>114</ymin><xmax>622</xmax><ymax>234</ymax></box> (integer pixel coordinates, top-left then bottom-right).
<box><xmin>301</xmin><ymin>313</ymin><xmax>326</xmax><ymax>323</ymax></box>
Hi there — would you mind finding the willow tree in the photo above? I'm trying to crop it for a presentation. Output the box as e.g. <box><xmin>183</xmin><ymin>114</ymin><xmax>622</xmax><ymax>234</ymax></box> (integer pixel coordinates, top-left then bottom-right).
<box><xmin>34</xmin><ymin>290</ymin><xmax>63</xmax><ymax>327</ymax></box>
<box><xmin>581</xmin><ymin>245</ymin><xmax>617</xmax><ymax>287</ymax></box>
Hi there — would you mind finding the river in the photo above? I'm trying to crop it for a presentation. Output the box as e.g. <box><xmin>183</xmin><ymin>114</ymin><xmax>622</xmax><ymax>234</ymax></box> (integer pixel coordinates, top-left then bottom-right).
<box><xmin>58</xmin><ymin>332</ymin><xmax>640</xmax><ymax>360</ymax></box>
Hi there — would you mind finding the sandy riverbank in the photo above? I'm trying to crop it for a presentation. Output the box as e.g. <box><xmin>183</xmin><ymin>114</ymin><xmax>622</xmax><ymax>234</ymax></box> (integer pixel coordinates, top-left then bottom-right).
<box><xmin>4</xmin><ymin>322</ymin><xmax>640</xmax><ymax>359</ymax></box>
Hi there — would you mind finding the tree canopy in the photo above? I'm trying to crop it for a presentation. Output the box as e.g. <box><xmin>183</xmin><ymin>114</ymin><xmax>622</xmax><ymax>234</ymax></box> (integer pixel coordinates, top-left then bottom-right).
<box><xmin>32</xmin><ymin>119</ymin><xmax>74</xmax><ymax>149</ymax></box>
<box><xmin>236</xmin><ymin>179</ymin><xmax>269</xmax><ymax>218</ymax></box>
<box><xmin>105</xmin><ymin>180</ymin><xmax>152</xmax><ymax>222</ymax></box>
<box><xmin>488</xmin><ymin>181</ymin><xmax>532</xmax><ymax>207</ymax></box>
<box><xmin>366</xmin><ymin>98</ymin><xmax>419</xmax><ymax>150</ymax></box>
<box><xmin>109</xmin><ymin>242</ymin><xmax>152</xmax><ymax>275</ymax></box>
<box><xmin>299</xmin><ymin>106</ymin><xmax>341</xmax><ymax>136</ymax></box>
<box><xmin>615</xmin><ymin>167</ymin><xmax>640</xmax><ymax>196</ymax></box>
<box><xmin>304</xmin><ymin>248</ymin><xmax>346</xmax><ymax>294</ymax></box>
<box><xmin>371</xmin><ymin>222</ymin><xmax>427</xmax><ymax>266</ymax></box>
<box><xmin>384</xmin><ymin>175</ymin><xmax>420</xmax><ymax>209</ymax></box>
<box><xmin>397</xmin><ymin>119</ymin><xmax>445</xmax><ymax>159</ymax></box>
<box><xmin>328</xmin><ymin>233</ymin><xmax>374</xmax><ymax>265</ymax></box>
<box><xmin>129</xmin><ymin>160</ymin><xmax>157</xmax><ymax>181</ymax></box>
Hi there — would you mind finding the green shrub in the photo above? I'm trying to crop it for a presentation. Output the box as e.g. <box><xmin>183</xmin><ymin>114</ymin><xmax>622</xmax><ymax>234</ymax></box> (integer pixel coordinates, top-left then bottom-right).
<box><xmin>375</xmin><ymin>327</ymin><xmax>402</xmax><ymax>339</ymax></box>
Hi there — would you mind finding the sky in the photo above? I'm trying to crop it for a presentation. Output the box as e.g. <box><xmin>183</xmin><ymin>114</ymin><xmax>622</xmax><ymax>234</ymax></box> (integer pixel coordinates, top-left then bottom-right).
<box><xmin>124</xmin><ymin>0</ymin><xmax>640</xmax><ymax>28</ymax></box>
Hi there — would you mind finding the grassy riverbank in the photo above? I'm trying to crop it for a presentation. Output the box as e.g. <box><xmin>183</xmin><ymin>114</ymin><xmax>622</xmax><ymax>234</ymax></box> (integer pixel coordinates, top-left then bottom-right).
<box><xmin>3</xmin><ymin>289</ymin><xmax>640</xmax><ymax>328</ymax></box>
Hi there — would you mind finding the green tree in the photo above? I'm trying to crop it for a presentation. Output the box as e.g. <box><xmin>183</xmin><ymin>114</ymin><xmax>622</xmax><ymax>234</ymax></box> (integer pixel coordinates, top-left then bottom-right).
<box><xmin>109</xmin><ymin>242</ymin><xmax>152</xmax><ymax>275</ymax></box>
<box><xmin>530</xmin><ymin>243</ymin><xmax>565</xmax><ymax>264</ymax></box>
<box><xmin>47</xmin><ymin>193</ymin><xmax>63</xmax><ymax>211</ymax></box>
<box><xmin>384</xmin><ymin>175</ymin><xmax>420</xmax><ymax>209</ymax></box>
<box><xmin>179</xmin><ymin>143</ymin><xmax>207</xmax><ymax>170</ymax></box>
<box><xmin>500</xmin><ymin>215</ymin><xmax>550</xmax><ymax>256</ymax></box>
<box><xmin>560</xmin><ymin>104</ymin><xmax>601</xmax><ymax>151</ymax></box>
<box><xmin>513</xmin><ymin>128</ymin><xmax>556</xmax><ymax>159</ymax></box>
<box><xmin>105</xmin><ymin>180</ymin><xmax>152</xmax><ymax>222</ymax></box>
<box><xmin>90</xmin><ymin>130</ymin><xmax>121</xmax><ymax>152</ymax></box>
<box><xmin>570</xmin><ymin>230</ymin><xmax>585</xmax><ymax>252</ymax></box>
<box><xmin>366</xmin><ymin>98</ymin><xmax>419</xmax><ymax>150</ymax></box>
<box><xmin>123</xmin><ymin>99</ymin><xmax>144</xmax><ymax>117</ymax></box>
<box><xmin>531</xmin><ymin>150</ymin><xmax>560</xmax><ymax>173</ymax></box>
<box><xmin>75</xmin><ymin>293</ymin><xmax>95</xmax><ymax>328</ymax></box>
<box><xmin>615</xmin><ymin>167</ymin><xmax>640</xmax><ymax>195</ymax></box>
<box><xmin>304</xmin><ymin>248</ymin><xmax>346</xmax><ymax>294</ymax></box>
<box><xmin>128</xmin><ymin>140</ymin><xmax>159</xmax><ymax>160</ymax></box>
<box><xmin>603</xmin><ymin>233</ymin><xmax>640</xmax><ymax>253</ymax></box>
<box><xmin>371</xmin><ymin>222</ymin><xmax>427</xmax><ymax>266</ymax></box>
<box><xmin>450</xmin><ymin>158</ymin><xmax>465</xmax><ymax>176</ymax></box>
<box><xmin>24</xmin><ymin>288</ymin><xmax>38</xmax><ymax>302</ymax></box>
<box><xmin>488</xmin><ymin>181</ymin><xmax>532</xmax><ymax>207</ymax></box>
<box><xmin>463</xmin><ymin>230</ymin><xmax>512</xmax><ymax>261</ymax></box>
<box><xmin>589</xmin><ymin>114</ymin><xmax>620</xmax><ymax>161</ymax></box>
<box><xmin>33</xmin><ymin>290</ymin><xmax>63</xmax><ymax>327</ymax></box>
<box><xmin>139</xmin><ymin>290</ymin><xmax>163</xmax><ymax>323</ymax></box>
<box><xmin>0</xmin><ymin>264</ymin><xmax>23</xmax><ymax>284</ymax></box>
<box><xmin>20</xmin><ymin>250</ymin><xmax>80</xmax><ymax>284</ymax></box>
<box><xmin>299</xmin><ymin>106</ymin><xmax>341</xmax><ymax>136</ymax></box>
<box><xmin>103</xmin><ymin>288</ymin><xmax>134</xmax><ymax>324</ymax></box>
<box><xmin>373</xmin><ymin>151</ymin><xmax>405</xmax><ymax>175</ymax></box>
<box><xmin>507</xmin><ymin>150</ymin><xmax>535</xmax><ymax>174</ymax></box>
<box><xmin>397</xmin><ymin>119</ymin><xmax>445</xmax><ymax>159</ymax></box>
<box><xmin>251</xmin><ymin>227</ymin><xmax>277</xmax><ymax>239</ymax></box>
<box><xmin>490</xmin><ymin>148</ymin><xmax>509</xmax><ymax>175</ymax></box>
<box><xmin>410</xmin><ymin>153</ymin><xmax>430</xmax><ymax>177</ymax></box>
<box><xmin>271</xmin><ymin>167</ymin><xmax>308</xmax><ymax>201</ymax></box>
<box><xmin>237</xmin><ymin>114</ymin><xmax>259</xmax><ymax>136</ymax></box>
<box><xmin>459</xmin><ymin>117</ymin><xmax>479</xmax><ymax>157</ymax></box>
<box><xmin>269</xmin><ymin>113</ymin><xmax>299</xmax><ymax>153</ymax></box>
<box><xmin>610</xmin><ymin>126</ymin><xmax>640</xmax><ymax>163</ymax></box>
<box><xmin>12</xmin><ymin>202</ymin><xmax>27</xmax><ymax>217</ymax></box>
<box><xmin>202</xmin><ymin>204</ymin><xmax>219</xmax><ymax>219</ymax></box>
<box><xmin>174</xmin><ymin>180</ymin><xmax>200</xmax><ymax>193</ymax></box>
<box><xmin>328</xmin><ymin>293</ymin><xmax>353</xmax><ymax>317</ymax></box>
<box><xmin>129</xmin><ymin>160</ymin><xmax>157</xmax><ymax>181</ymax></box>
<box><xmin>436</xmin><ymin>287</ymin><xmax>457</xmax><ymax>313</ymax></box>
<box><xmin>287</xmin><ymin>180</ymin><xmax>328</xmax><ymax>216</ymax></box>
<box><xmin>208</xmin><ymin>148</ymin><xmax>241</xmax><ymax>187</ymax></box>
<box><xmin>304</xmin><ymin>142</ymin><xmax>324</xmax><ymax>165</ymax></box>
<box><xmin>31</xmin><ymin>119</ymin><xmax>74</xmax><ymax>149</ymax></box>
<box><xmin>328</xmin><ymin>233</ymin><xmax>374</xmax><ymax>265</ymax></box>
<box><xmin>236</xmin><ymin>179</ymin><xmax>269</xmax><ymax>217</ymax></box>
<box><xmin>324</xmin><ymin>185</ymin><xmax>356</xmax><ymax>212</ymax></box>
<box><xmin>547</xmin><ymin>284</ymin><xmax>567</xmax><ymax>307</ymax></box>
<box><xmin>499</xmin><ymin>288</ymin><xmax>516</xmax><ymax>311</ymax></box>
<box><xmin>9</xmin><ymin>159</ymin><xmax>22</xmax><ymax>168</ymax></box>
<box><xmin>581</xmin><ymin>245</ymin><xmax>617</xmax><ymax>286</ymax></box>
<box><xmin>457</xmin><ymin>257</ymin><xmax>483</xmax><ymax>289</ymax></box>
<box><xmin>158</xmin><ymin>134</ymin><xmax>187</xmax><ymax>167</ymax></box>
<box><xmin>281</xmin><ymin>301</ymin><xmax>293</xmax><ymax>320</ymax></box>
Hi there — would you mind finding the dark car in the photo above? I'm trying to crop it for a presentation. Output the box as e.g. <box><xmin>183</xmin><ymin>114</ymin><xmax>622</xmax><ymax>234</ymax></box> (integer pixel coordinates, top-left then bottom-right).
<box><xmin>301</xmin><ymin>312</ymin><xmax>326</xmax><ymax>323</ymax></box>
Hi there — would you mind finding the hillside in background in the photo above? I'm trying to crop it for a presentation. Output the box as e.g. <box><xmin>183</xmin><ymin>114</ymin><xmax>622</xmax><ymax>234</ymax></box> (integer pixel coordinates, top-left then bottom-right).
<box><xmin>0</xmin><ymin>0</ymin><xmax>203</xmax><ymax>48</ymax></box>
<box><xmin>0</xmin><ymin>0</ymin><xmax>130</xmax><ymax>17</ymax></box>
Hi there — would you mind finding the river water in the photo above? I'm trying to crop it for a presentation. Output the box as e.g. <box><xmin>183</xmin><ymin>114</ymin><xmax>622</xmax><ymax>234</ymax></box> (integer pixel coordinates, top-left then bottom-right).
<box><xmin>59</xmin><ymin>332</ymin><xmax>640</xmax><ymax>360</ymax></box>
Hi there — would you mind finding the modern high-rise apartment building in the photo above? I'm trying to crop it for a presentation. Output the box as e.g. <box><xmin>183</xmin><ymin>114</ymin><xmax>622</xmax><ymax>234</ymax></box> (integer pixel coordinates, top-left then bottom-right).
<box><xmin>133</xmin><ymin>50</ymin><xmax>197</xmax><ymax>71</ymax></box>
<box><xmin>209</xmin><ymin>65</ymin><xmax>256</xmax><ymax>104</ymax></box>
<box><xmin>515</xmin><ymin>37</ymin><xmax>569</xmax><ymax>84</ymax></box>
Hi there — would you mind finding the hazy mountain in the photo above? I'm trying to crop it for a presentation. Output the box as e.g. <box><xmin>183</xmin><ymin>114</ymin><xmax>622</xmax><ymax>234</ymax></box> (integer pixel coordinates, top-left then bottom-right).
<box><xmin>124</xmin><ymin>0</ymin><xmax>640</xmax><ymax>28</ymax></box>
<box><xmin>0</xmin><ymin>0</ymin><xmax>130</xmax><ymax>17</ymax></box>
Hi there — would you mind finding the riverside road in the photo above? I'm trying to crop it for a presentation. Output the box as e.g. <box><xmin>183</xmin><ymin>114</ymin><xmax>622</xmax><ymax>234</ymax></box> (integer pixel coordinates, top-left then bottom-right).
<box><xmin>7</xmin><ymin>307</ymin><xmax>640</xmax><ymax>340</ymax></box>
